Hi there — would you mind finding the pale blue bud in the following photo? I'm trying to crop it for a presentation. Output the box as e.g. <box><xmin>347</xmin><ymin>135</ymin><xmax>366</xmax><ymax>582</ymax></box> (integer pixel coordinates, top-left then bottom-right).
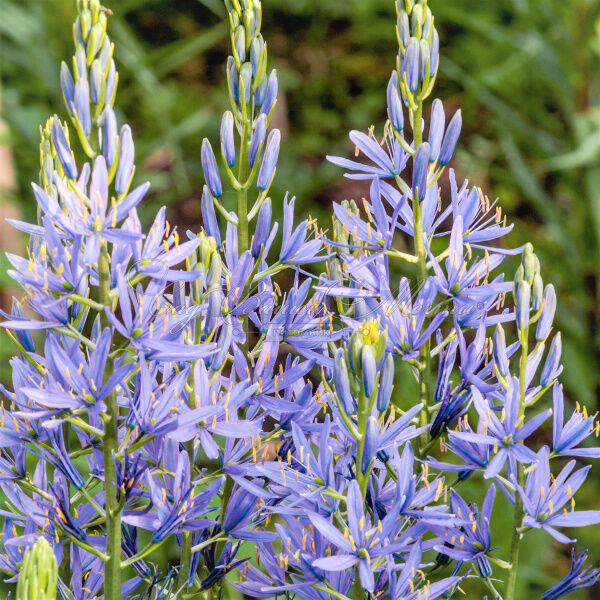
<box><xmin>536</xmin><ymin>284</ymin><xmax>556</xmax><ymax>342</ymax></box>
<box><xmin>227</xmin><ymin>57</ymin><xmax>240</xmax><ymax>103</ymax></box>
<box><xmin>239</xmin><ymin>62</ymin><xmax>253</xmax><ymax>105</ymax></box>
<box><xmin>412</xmin><ymin>142</ymin><xmax>430</xmax><ymax>201</ymax></box>
<box><xmin>104</xmin><ymin>60</ymin><xmax>117</xmax><ymax>107</ymax></box>
<box><xmin>429</xmin><ymin>29</ymin><xmax>439</xmax><ymax>76</ymax></box>
<box><xmin>404</xmin><ymin>38</ymin><xmax>420</xmax><ymax>92</ymax></box>
<box><xmin>115</xmin><ymin>125</ymin><xmax>135</xmax><ymax>194</ymax></box>
<box><xmin>201</xmin><ymin>138</ymin><xmax>223</xmax><ymax>198</ymax></box>
<box><xmin>428</xmin><ymin>99</ymin><xmax>445</xmax><ymax>162</ymax></box>
<box><xmin>74</xmin><ymin>79</ymin><xmax>91</xmax><ymax>136</ymax></box>
<box><xmin>493</xmin><ymin>325</ymin><xmax>509</xmax><ymax>378</ymax></box>
<box><xmin>333</xmin><ymin>348</ymin><xmax>353</xmax><ymax>415</ymax></box>
<box><xmin>60</xmin><ymin>62</ymin><xmax>75</xmax><ymax>115</ymax></box>
<box><xmin>438</xmin><ymin>109</ymin><xmax>462</xmax><ymax>166</ymax></box>
<box><xmin>541</xmin><ymin>332</ymin><xmax>562</xmax><ymax>386</ymax></box>
<box><xmin>251</xmin><ymin>197</ymin><xmax>272</xmax><ymax>258</ymax></box>
<box><xmin>220</xmin><ymin>111</ymin><xmax>235</xmax><ymax>168</ymax></box>
<box><xmin>257</xmin><ymin>129</ymin><xmax>280</xmax><ymax>190</ymax></box>
<box><xmin>260</xmin><ymin>69</ymin><xmax>278</xmax><ymax>115</ymax></box>
<box><xmin>51</xmin><ymin>117</ymin><xmax>77</xmax><ymax>179</ymax></box>
<box><xmin>361</xmin><ymin>346</ymin><xmax>377</xmax><ymax>398</ymax></box>
<box><xmin>90</xmin><ymin>59</ymin><xmax>102</xmax><ymax>104</ymax></box>
<box><xmin>234</xmin><ymin>26</ymin><xmax>246</xmax><ymax>63</ymax></box>
<box><xmin>250</xmin><ymin>36</ymin><xmax>264</xmax><ymax>76</ymax></box>
<box><xmin>377</xmin><ymin>353</ymin><xmax>394</xmax><ymax>412</ymax></box>
<box><xmin>201</xmin><ymin>186</ymin><xmax>222</xmax><ymax>248</ymax></box>
<box><xmin>249</xmin><ymin>114</ymin><xmax>267</xmax><ymax>167</ymax></box>
<box><xmin>419</xmin><ymin>39</ymin><xmax>429</xmax><ymax>83</ymax></box>
<box><xmin>103</xmin><ymin>107</ymin><xmax>117</xmax><ymax>167</ymax></box>
<box><xmin>387</xmin><ymin>71</ymin><xmax>403</xmax><ymax>131</ymax></box>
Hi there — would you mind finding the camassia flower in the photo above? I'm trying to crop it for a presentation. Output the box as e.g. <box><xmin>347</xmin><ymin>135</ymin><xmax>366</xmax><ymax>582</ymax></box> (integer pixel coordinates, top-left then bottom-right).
<box><xmin>309</xmin><ymin>479</ymin><xmax>404</xmax><ymax>592</ymax></box>
<box><xmin>516</xmin><ymin>447</ymin><xmax>600</xmax><ymax>544</ymax></box>
<box><xmin>541</xmin><ymin>548</ymin><xmax>600</xmax><ymax>600</ymax></box>
<box><xmin>430</xmin><ymin>486</ymin><xmax>496</xmax><ymax>577</ymax></box>
<box><xmin>453</xmin><ymin>383</ymin><xmax>550</xmax><ymax>479</ymax></box>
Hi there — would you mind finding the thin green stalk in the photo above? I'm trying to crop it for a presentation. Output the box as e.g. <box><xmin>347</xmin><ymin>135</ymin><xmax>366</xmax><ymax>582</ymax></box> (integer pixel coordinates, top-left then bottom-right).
<box><xmin>505</xmin><ymin>327</ymin><xmax>529</xmax><ymax>600</ymax></box>
<box><xmin>410</xmin><ymin>101</ymin><xmax>432</xmax><ymax>453</ymax></box>
<box><xmin>99</xmin><ymin>242</ymin><xmax>122</xmax><ymax>600</ymax></box>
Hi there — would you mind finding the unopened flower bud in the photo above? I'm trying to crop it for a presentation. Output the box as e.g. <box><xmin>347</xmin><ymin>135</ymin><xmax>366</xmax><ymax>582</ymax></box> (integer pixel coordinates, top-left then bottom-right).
<box><xmin>515</xmin><ymin>280</ymin><xmax>531</xmax><ymax>331</ymax></box>
<box><xmin>387</xmin><ymin>71</ymin><xmax>404</xmax><ymax>132</ymax></box>
<box><xmin>90</xmin><ymin>59</ymin><xmax>102</xmax><ymax>104</ymax></box>
<box><xmin>493</xmin><ymin>325</ymin><xmax>509</xmax><ymax>378</ymax></box>
<box><xmin>259</xmin><ymin>69</ymin><xmax>278</xmax><ymax>115</ymax></box>
<box><xmin>234</xmin><ymin>26</ymin><xmax>246</xmax><ymax>63</ymax></box>
<box><xmin>115</xmin><ymin>125</ymin><xmax>134</xmax><ymax>194</ymax></box>
<box><xmin>257</xmin><ymin>129</ymin><xmax>280</xmax><ymax>190</ymax></box>
<box><xmin>438</xmin><ymin>109</ymin><xmax>461</xmax><ymax>166</ymax></box>
<box><xmin>251</xmin><ymin>197</ymin><xmax>271</xmax><ymax>258</ymax></box>
<box><xmin>74</xmin><ymin>79</ymin><xmax>91</xmax><ymax>136</ymax></box>
<box><xmin>60</xmin><ymin>62</ymin><xmax>75</xmax><ymax>115</ymax></box>
<box><xmin>220</xmin><ymin>111</ymin><xmax>236</xmax><ymax>168</ymax></box>
<box><xmin>536</xmin><ymin>284</ymin><xmax>556</xmax><ymax>342</ymax></box>
<box><xmin>541</xmin><ymin>332</ymin><xmax>562</xmax><ymax>386</ymax></box>
<box><xmin>361</xmin><ymin>345</ymin><xmax>377</xmax><ymax>398</ymax></box>
<box><xmin>104</xmin><ymin>60</ymin><xmax>117</xmax><ymax>107</ymax></box>
<box><xmin>403</xmin><ymin>38</ymin><xmax>420</xmax><ymax>92</ymax></box>
<box><xmin>51</xmin><ymin>117</ymin><xmax>77</xmax><ymax>179</ymax></box>
<box><xmin>531</xmin><ymin>273</ymin><xmax>544</xmax><ymax>312</ymax></box>
<box><xmin>103</xmin><ymin>106</ymin><xmax>117</xmax><ymax>166</ymax></box>
<box><xmin>428</xmin><ymin>99</ymin><xmax>445</xmax><ymax>162</ymax></box>
<box><xmin>201</xmin><ymin>186</ymin><xmax>222</xmax><ymax>249</ymax></box>
<box><xmin>249</xmin><ymin>114</ymin><xmax>267</xmax><ymax>167</ymax></box>
<box><xmin>227</xmin><ymin>57</ymin><xmax>240</xmax><ymax>103</ymax></box>
<box><xmin>377</xmin><ymin>353</ymin><xmax>394</xmax><ymax>412</ymax></box>
<box><xmin>333</xmin><ymin>348</ymin><xmax>354</xmax><ymax>415</ymax></box>
<box><xmin>201</xmin><ymin>138</ymin><xmax>223</xmax><ymax>198</ymax></box>
<box><xmin>429</xmin><ymin>29</ymin><xmax>439</xmax><ymax>77</ymax></box>
<box><xmin>412</xmin><ymin>142</ymin><xmax>430</xmax><ymax>201</ymax></box>
<box><xmin>239</xmin><ymin>62</ymin><xmax>253</xmax><ymax>105</ymax></box>
<box><xmin>16</xmin><ymin>538</ymin><xmax>57</xmax><ymax>600</ymax></box>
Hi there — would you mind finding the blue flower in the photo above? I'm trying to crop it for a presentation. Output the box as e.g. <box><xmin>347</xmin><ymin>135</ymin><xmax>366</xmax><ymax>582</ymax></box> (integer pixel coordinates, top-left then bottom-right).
<box><xmin>452</xmin><ymin>382</ymin><xmax>550</xmax><ymax>479</ymax></box>
<box><xmin>516</xmin><ymin>447</ymin><xmax>600</xmax><ymax>544</ymax></box>
<box><xmin>552</xmin><ymin>383</ymin><xmax>600</xmax><ymax>458</ymax></box>
<box><xmin>431</xmin><ymin>486</ymin><xmax>496</xmax><ymax>577</ymax></box>
<box><xmin>327</xmin><ymin>129</ymin><xmax>408</xmax><ymax>180</ymax></box>
<box><xmin>541</xmin><ymin>548</ymin><xmax>600</xmax><ymax>600</ymax></box>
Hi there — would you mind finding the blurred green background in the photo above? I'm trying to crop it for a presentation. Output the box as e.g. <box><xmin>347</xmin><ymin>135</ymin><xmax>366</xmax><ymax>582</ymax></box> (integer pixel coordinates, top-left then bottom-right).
<box><xmin>1</xmin><ymin>0</ymin><xmax>600</xmax><ymax>597</ymax></box>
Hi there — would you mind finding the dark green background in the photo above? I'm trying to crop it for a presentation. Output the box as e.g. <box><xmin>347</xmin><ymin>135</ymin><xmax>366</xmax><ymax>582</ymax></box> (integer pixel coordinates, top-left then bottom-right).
<box><xmin>1</xmin><ymin>0</ymin><xmax>600</xmax><ymax>597</ymax></box>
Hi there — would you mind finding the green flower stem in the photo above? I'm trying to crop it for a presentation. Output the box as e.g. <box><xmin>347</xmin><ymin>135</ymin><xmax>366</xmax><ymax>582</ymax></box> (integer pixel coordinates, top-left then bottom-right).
<box><xmin>505</xmin><ymin>325</ymin><xmax>529</xmax><ymax>600</ymax></box>
<box><xmin>99</xmin><ymin>242</ymin><xmax>122</xmax><ymax>600</ymax></box>
<box><xmin>411</xmin><ymin>100</ymin><xmax>432</xmax><ymax>454</ymax></box>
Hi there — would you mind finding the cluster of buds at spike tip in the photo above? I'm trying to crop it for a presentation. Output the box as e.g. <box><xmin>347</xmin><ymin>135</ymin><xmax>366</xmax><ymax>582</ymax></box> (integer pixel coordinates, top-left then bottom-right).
<box><xmin>225</xmin><ymin>0</ymin><xmax>273</xmax><ymax>117</ymax></box>
<box><xmin>15</xmin><ymin>538</ymin><xmax>58</xmax><ymax>600</ymax></box>
<box><xmin>513</xmin><ymin>242</ymin><xmax>552</xmax><ymax>335</ymax></box>
<box><xmin>331</xmin><ymin>320</ymin><xmax>391</xmax><ymax>418</ymax></box>
<box><xmin>395</xmin><ymin>0</ymin><xmax>439</xmax><ymax>108</ymax></box>
<box><xmin>59</xmin><ymin>0</ymin><xmax>118</xmax><ymax>159</ymax></box>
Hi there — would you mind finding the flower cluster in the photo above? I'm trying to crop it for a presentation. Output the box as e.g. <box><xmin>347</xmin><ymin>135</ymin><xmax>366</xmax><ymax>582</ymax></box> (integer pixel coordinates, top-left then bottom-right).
<box><xmin>1</xmin><ymin>0</ymin><xmax>599</xmax><ymax>599</ymax></box>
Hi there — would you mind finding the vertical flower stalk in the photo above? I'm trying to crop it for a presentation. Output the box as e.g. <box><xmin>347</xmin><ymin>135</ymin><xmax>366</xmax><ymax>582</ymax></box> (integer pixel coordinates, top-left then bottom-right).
<box><xmin>506</xmin><ymin>244</ymin><xmax>539</xmax><ymax>600</ymax></box>
<box><xmin>394</xmin><ymin>0</ymin><xmax>445</xmax><ymax>450</ymax></box>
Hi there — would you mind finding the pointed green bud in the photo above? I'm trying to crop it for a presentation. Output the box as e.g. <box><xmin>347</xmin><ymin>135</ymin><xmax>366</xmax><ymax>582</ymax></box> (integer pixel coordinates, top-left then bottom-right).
<box><xmin>16</xmin><ymin>538</ymin><xmax>57</xmax><ymax>600</ymax></box>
